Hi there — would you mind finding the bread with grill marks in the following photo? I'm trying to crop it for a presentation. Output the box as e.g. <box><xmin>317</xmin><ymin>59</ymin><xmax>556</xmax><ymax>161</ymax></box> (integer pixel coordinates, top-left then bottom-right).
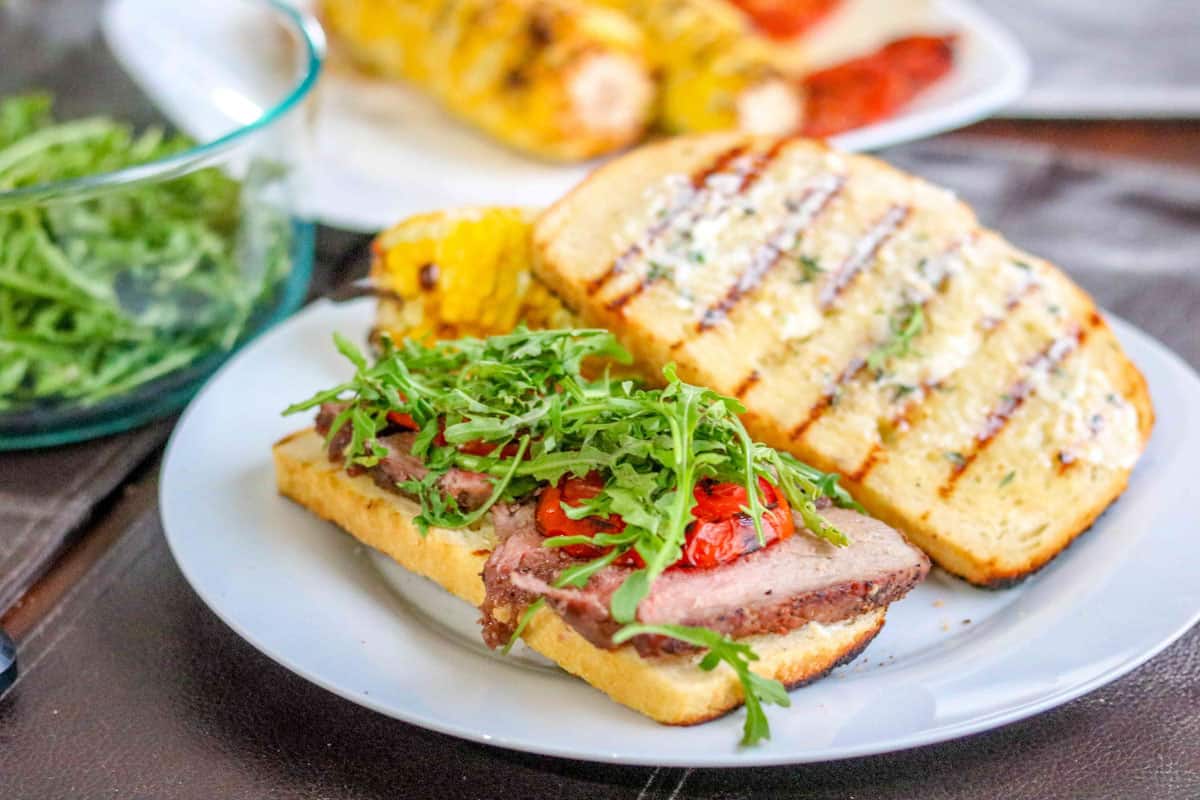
<box><xmin>532</xmin><ymin>133</ymin><xmax>1154</xmax><ymax>586</ymax></box>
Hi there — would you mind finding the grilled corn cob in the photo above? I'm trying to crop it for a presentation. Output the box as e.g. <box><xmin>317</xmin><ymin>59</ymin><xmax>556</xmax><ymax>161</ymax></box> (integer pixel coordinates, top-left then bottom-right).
<box><xmin>319</xmin><ymin>0</ymin><xmax>655</xmax><ymax>160</ymax></box>
<box><xmin>596</xmin><ymin>0</ymin><xmax>803</xmax><ymax>135</ymax></box>
<box><xmin>370</xmin><ymin>207</ymin><xmax>576</xmax><ymax>342</ymax></box>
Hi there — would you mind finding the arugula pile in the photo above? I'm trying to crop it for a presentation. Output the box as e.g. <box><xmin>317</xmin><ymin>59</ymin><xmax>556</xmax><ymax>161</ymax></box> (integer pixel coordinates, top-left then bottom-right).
<box><xmin>285</xmin><ymin>328</ymin><xmax>863</xmax><ymax>745</ymax></box>
<box><xmin>0</xmin><ymin>93</ymin><xmax>291</xmax><ymax>408</ymax></box>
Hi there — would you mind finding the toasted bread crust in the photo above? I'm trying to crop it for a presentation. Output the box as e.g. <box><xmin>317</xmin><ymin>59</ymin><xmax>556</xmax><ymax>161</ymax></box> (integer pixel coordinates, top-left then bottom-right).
<box><xmin>274</xmin><ymin>429</ymin><xmax>886</xmax><ymax>724</ymax></box>
<box><xmin>533</xmin><ymin>134</ymin><xmax>1154</xmax><ymax>587</ymax></box>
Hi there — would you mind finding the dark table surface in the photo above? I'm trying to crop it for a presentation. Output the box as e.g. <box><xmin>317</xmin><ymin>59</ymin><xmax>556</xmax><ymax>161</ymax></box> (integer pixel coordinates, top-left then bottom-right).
<box><xmin>3</xmin><ymin>6</ymin><xmax>1200</xmax><ymax>799</ymax></box>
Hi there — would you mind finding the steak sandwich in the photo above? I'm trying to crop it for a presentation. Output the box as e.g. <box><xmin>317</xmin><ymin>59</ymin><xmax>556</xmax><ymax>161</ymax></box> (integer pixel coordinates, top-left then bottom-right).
<box><xmin>274</xmin><ymin>329</ymin><xmax>928</xmax><ymax>743</ymax></box>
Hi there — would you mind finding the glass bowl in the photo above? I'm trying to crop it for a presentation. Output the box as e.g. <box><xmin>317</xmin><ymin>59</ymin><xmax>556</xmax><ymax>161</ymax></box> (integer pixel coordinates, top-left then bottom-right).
<box><xmin>0</xmin><ymin>0</ymin><xmax>324</xmax><ymax>449</ymax></box>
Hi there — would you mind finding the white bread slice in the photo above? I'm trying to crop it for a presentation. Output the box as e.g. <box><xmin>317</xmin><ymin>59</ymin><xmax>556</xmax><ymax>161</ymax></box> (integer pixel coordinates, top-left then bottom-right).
<box><xmin>532</xmin><ymin>133</ymin><xmax>1154</xmax><ymax>587</ymax></box>
<box><xmin>273</xmin><ymin>429</ymin><xmax>886</xmax><ymax>725</ymax></box>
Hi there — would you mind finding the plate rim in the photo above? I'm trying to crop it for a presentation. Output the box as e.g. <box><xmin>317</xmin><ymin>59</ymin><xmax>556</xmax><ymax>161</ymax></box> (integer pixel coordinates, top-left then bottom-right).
<box><xmin>160</xmin><ymin>299</ymin><xmax>1200</xmax><ymax>767</ymax></box>
<box><xmin>113</xmin><ymin>0</ymin><xmax>1030</xmax><ymax>234</ymax></box>
<box><xmin>311</xmin><ymin>0</ymin><xmax>1032</xmax><ymax>233</ymax></box>
<box><xmin>830</xmin><ymin>0</ymin><xmax>1031</xmax><ymax>154</ymax></box>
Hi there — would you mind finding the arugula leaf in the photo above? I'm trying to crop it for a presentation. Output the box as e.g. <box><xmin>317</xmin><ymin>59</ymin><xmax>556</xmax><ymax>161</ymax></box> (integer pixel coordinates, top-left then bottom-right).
<box><xmin>794</xmin><ymin>254</ymin><xmax>823</xmax><ymax>284</ymax></box>
<box><xmin>614</xmin><ymin>623</ymin><xmax>791</xmax><ymax>746</ymax></box>
<box><xmin>866</xmin><ymin>303</ymin><xmax>925</xmax><ymax>376</ymax></box>
<box><xmin>501</xmin><ymin>598</ymin><xmax>545</xmax><ymax>656</ymax></box>
<box><xmin>0</xmin><ymin>93</ymin><xmax>291</xmax><ymax>409</ymax></box>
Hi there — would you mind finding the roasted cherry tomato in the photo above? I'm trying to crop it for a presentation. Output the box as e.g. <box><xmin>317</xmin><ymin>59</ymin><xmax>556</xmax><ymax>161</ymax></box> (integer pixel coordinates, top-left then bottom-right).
<box><xmin>682</xmin><ymin>477</ymin><xmax>794</xmax><ymax>569</ymax></box>
<box><xmin>876</xmin><ymin>35</ymin><xmax>959</xmax><ymax>84</ymax></box>
<box><xmin>386</xmin><ymin>410</ymin><xmax>419</xmax><ymax>430</ymax></box>
<box><xmin>457</xmin><ymin>438</ymin><xmax>524</xmax><ymax>458</ymax></box>
<box><xmin>801</xmin><ymin>34</ymin><xmax>956</xmax><ymax>137</ymax></box>
<box><xmin>728</xmin><ymin>0</ymin><xmax>841</xmax><ymax>40</ymax></box>
<box><xmin>536</xmin><ymin>473</ymin><xmax>643</xmax><ymax>566</ymax></box>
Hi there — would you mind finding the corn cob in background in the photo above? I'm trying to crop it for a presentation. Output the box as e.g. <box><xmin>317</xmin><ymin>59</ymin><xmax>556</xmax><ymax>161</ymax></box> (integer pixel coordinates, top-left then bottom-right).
<box><xmin>318</xmin><ymin>0</ymin><xmax>655</xmax><ymax>160</ymax></box>
<box><xmin>370</xmin><ymin>207</ymin><xmax>577</xmax><ymax>342</ymax></box>
<box><xmin>596</xmin><ymin>0</ymin><xmax>803</xmax><ymax>135</ymax></box>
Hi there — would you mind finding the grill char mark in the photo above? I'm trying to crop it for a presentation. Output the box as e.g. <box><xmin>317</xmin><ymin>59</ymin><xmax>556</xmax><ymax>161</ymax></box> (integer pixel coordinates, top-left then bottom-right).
<box><xmin>887</xmin><ymin>277</ymin><xmax>1042</xmax><ymax>436</ymax></box>
<box><xmin>817</xmin><ymin>205</ymin><xmax>910</xmax><ymax>311</ymax></box>
<box><xmin>789</xmin><ymin>239</ymin><xmax>968</xmax><ymax>445</ymax></box>
<box><xmin>733</xmin><ymin>370</ymin><xmax>761</xmax><ymax>399</ymax></box>
<box><xmin>693</xmin><ymin>144</ymin><xmax>755</xmax><ymax>190</ymax></box>
<box><xmin>736</xmin><ymin>137</ymin><xmax>792</xmax><ymax>191</ymax></box>
<box><xmin>585</xmin><ymin>144</ymin><xmax>750</xmax><ymax>297</ymax></box>
<box><xmin>848</xmin><ymin>443</ymin><xmax>882</xmax><ymax>483</ymax></box>
<box><xmin>603</xmin><ymin>143</ymin><xmax>794</xmax><ymax>313</ymax></box>
<box><xmin>937</xmin><ymin>319</ymin><xmax>1097</xmax><ymax>498</ymax></box>
<box><xmin>697</xmin><ymin>175</ymin><xmax>847</xmax><ymax>332</ymax></box>
<box><xmin>1057</xmin><ymin>408</ymin><xmax>1106</xmax><ymax>475</ymax></box>
<box><xmin>790</xmin><ymin>356</ymin><xmax>865</xmax><ymax>440</ymax></box>
<box><xmin>848</xmin><ymin>246</ymin><xmax>1041</xmax><ymax>482</ymax></box>
<box><xmin>982</xmin><ymin>279</ymin><xmax>1040</xmax><ymax>331</ymax></box>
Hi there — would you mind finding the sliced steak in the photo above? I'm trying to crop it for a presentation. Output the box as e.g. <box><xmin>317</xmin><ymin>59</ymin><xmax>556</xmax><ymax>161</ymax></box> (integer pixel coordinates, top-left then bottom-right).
<box><xmin>439</xmin><ymin>467</ymin><xmax>495</xmax><ymax>513</ymax></box>
<box><xmin>494</xmin><ymin>507</ymin><xmax>930</xmax><ymax>657</ymax></box>
<box><xmin>315</xmin><ymin>402</ymin><xmax>352</xmax><ymax>462</ymax></box>
<box><xmin>315</xmin><ymin>403</ymin><xmax>494</xmax><ymax>512</ymax></box>
<box><xmin>372</xmin><ymin>433</ymin><xmax>428</xmax><ymax>489</ymax></box>
<box><xmin>479</xmin><ymin>502</ymin><xmax>573</xmax><ymax>648</ymax></box>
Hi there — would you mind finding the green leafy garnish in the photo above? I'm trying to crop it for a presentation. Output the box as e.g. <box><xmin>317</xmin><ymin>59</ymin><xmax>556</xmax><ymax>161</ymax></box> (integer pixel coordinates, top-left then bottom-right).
<box><xmin>0</xmin><ymin>93</ymin><xmax>291</xmax><ymax>408</ymax></box>
<box><xmin>646</xmin><ymin>261</ymin><xmax>674</xmax><ymax>284</ymax></box>
<box><xmin>501</xmin><ymin>598</ymin><xmax>545</xmax><ymax>656</ymax></box>
<box><xmin>285</xmin><ymin>329</ymin><xmax>856</xmax><ymax>557</ymax></box>
<box><xmin>866</xmin><ymin>303</ymin><xmax>925</xmax><ymax>376</ymax></box>
<box><xmin>613</xmin><ymin>623</ymin><xmax>791</xmax><ymax>747</ymax></box>
<box><xmin>794</xmin><ymin>255</ymin><xmax>823</xmax><ymax>284</ymax></box>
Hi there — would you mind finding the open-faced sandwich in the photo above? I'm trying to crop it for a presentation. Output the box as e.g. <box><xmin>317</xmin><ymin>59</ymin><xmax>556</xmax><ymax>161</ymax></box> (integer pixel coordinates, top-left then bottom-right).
<box><xmin>367</xmin><ymin>134</ymin><xmax>1153</xmax><ymax>588</ymax></box>
<box><xmin>275</xmin><ymin>328</ymin><xmax>929</xmax><ymax>744</ymax></box>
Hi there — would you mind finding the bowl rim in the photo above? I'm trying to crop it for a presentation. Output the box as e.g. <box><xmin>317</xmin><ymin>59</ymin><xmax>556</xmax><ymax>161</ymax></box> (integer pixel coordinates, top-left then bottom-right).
<box><xmin>0</xmin><ymin>0</ymin><xmax>325</xmax><ymax>207</ymax></box>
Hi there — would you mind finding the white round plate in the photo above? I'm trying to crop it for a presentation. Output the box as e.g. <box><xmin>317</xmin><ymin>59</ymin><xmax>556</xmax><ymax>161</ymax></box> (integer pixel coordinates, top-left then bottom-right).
<box><xmin>105</xmin><ymin>0</ymin><xmax>1028</xmax><ymax>233</ymax></box>
<box><xmin>162</xmin><ymin>298</ymin><xmax>1200</xmax><ymax>767</ymax></box>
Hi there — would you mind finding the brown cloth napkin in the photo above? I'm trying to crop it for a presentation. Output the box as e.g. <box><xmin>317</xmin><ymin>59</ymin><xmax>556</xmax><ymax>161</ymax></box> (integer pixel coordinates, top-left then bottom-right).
<box><xmin>0</xmin><ymin>421</ymin><xmax>171</xmax><ymax>614</ymax></box>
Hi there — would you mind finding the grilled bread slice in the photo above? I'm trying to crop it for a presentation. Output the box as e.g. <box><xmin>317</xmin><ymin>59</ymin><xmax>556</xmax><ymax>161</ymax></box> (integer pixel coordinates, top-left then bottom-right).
<box><xmin>533</xmin><ymin>133</ymin><xmax>1153</xmax><ymax>586</ymax></box>
<box><xmin>274</xmin><ymin>428</ymin><xmax>886</xmax><ymax>725</ymax></box>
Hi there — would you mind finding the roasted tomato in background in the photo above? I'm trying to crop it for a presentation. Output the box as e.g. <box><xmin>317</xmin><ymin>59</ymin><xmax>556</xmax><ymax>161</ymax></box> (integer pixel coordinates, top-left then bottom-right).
<box><xmin>803</xmin><ymin>34</ymin><xmax>957</xmax><ymax>137</ymax></box>
<box><xmin>729</xmin><ymin>0</ymin><xmax>842</xmax><ymax>39</ymax></box>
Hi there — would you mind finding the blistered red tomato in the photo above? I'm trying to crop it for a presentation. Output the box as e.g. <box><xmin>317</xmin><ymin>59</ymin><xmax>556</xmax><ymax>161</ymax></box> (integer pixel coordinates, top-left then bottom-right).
<box><xmin>386</xmin><ymin>409</ymin><xmax>419</xmax><ymax>430</ymax></box>
<box><xmin>536</xmin><ymin>473</ymin><xmax>793</xmax><ymax>571</ymax></box>
<box><xmin>801</xmin><ymin>34</ymin><xmax>956</xmax><ymax>137</ymax></box>
<box><xmin>729</xmin><ymin>0</ymin><xmax>842</xmax><ymax>40</ymax></box>
<box><xmin>457</xmin><ymin>438</ymin><xmax>524</xmax><ymax>458</ymax></box>
<box><xmin>536</xmin><ymin>472</ymin><xmax>643</xmax><ymax>566</ymax></box>
<box><xmin>683</xmin><ymin>477</ymin><xmax>794</xmax><ymax>569</ymax></box>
